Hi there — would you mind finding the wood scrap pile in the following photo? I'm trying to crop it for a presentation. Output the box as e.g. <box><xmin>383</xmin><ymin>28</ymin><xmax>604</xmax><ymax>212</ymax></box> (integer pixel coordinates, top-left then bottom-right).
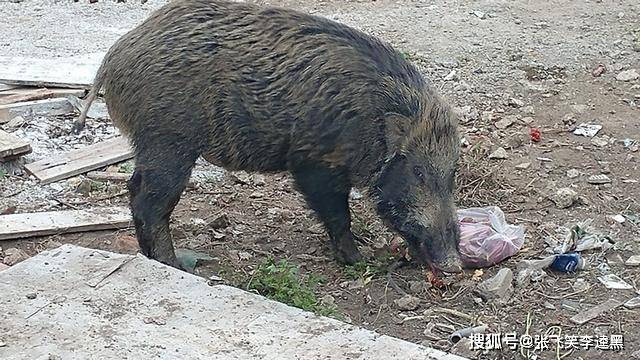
<box><xmin>0</xmin><ymin>53</ymin><xmax>136</xmax><ymax>241</ymax></box>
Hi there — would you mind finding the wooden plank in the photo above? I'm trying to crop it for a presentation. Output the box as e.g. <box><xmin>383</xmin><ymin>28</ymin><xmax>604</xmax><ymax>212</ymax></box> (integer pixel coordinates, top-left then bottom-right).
<box><xmin>24</xmin><ymin>137</ymin><xmax>134</xmax><ymax>184</ymax></box>
<box><xmin>0</xmin><ymin>88</ymin><xmax>85</xmax><ymax>104</ymax></box>
<box><xmin>87</xmin><ymin>171</ymin><xmax>196</xmax><ymax>188</ymax></box>
<box><xmin>0</xmin><ymin>98</ymin><xmax>73</xmax><ymax>121</ymax></box>
<box><xmin>25</xmin><ymin>137</ymin><xmax>134</xmax><ymax>184</ymax></box>
<box><xmin>0</xmin><ymin>84</ymin><xmax>17</xmax><ymax>92</ymax></box>
<box><xmin>0</xmin><ymin>207</ymin><xmax>132</xmax><ymax>241</ymax></box>
<box><xmin>0</xmin><ymin>53</ymin><xmax>104</xmax><ymax>89</ymax></box>
<box><xmin>87</xmin><ymin>171</ymin><xmax>133</xmax><ymax>182</ymax></box>
<box><xmin>67</xmin><ymin>95</ymin><xmax>109</xmax><ymax>119</ymax></box>
<box><xmin>570</xmin><ymin>299</ymin><xmax>623</xmax><ymax>325</ymax></box>
<box><xmin>0</xmin><ymin>130</ymin><xmax>31</xmax><ymax>160</ymax></box>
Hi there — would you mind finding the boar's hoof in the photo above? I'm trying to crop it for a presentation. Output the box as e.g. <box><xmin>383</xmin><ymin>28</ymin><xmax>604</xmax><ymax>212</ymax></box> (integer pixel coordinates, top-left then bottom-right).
<box><xmin>335</xmin><ymin>249</ymin><xmax>363</xmax><ymax>266</ymax></box>
<box><xmin>333</xmin><ymin>233</ymin><xmax>364</xmax><ymax>265</ymax></box>
<box><xmin>71</xmin><ymin>120</ymin><xmax>85</xmax><ymax>135</ymax></box>
<box><xmin>153</xmin><ymin>254</ymin><xmax>188</xmax><ymax>272</ymax></box>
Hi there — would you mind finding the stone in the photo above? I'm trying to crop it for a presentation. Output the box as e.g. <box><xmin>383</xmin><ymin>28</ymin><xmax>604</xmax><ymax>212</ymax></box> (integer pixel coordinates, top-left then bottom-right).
<box><xmin>449</xmin><ymin>338</ymin><xmax>477</xmax><ymax>359</ymax></box>
<box><xmin>494</xmin><ymin>115</ymin><xmax>516</xmax><ymax>129</ymax></box>
<box><xmin>249</xmin><ymin>191</ymin><xmax>264</xmax><ymax>198</ymax></box>
<box><xmin>453</xmin><ymin>105</ymin><xmax>472</xmax><ymax>118</ymax></box>
<box><xmin>551</xmin><ymin>187</ymin><xmax>578</xmax><ymax>209</ymax></box>
<box><xmin>230</xmin><ymin>172</ymin><xmax>250</xmax><ymax>184</ymax></box>
<box><xmin>521</xmin><ymin>116</ymin><xmax>534</xmax><ymax>124</ymax></box>
<box><xmin>515</xmin><ymin>162</ymin><xmax>531</xmax><ymax>170</ymax></box>
<box><xmin>3</xmin><ymin>248</ymin><xmax>29</xmax><ymax>266</ymax></box>
<box><xmin>471</xmin><ymin>10</ymin><xmax>486</xmax><ymax>19</ymax></box>
<box><xmin>508</xmin><ymin>98</ymin><xmax>525</xmax><ymax>107</ymax></box>
<box><xmin>570</xmin><ymin>104</ymin><xmax>589</xmax><ymax>114</ymax></box>
<box><xmin>609</xmin><ymin>214</ymin><xmax>625</xmax><ymax>224</ymax></box>
<box><xmin>521</xmin><ymin>106</ymin><xmax>535</xmax><ymax>115</ymax></box>
<box><xmin>444</xmin><ymin>69</ymin><xmax>458</xmax><ymax>81</ymax></box>
<box><xmin>591</xmin><ymin>136</ymin><xmax>609</xmax><ymax>147</ymax></box>
<box><xmin>320</xmin><ymin>294</ymin><xmax>336</xmax><ymax>307</ymax></box>
<box><xmin>75</xmin><ymin>179</ymin><xmax>93</xmax><ymax>195</ymax></box>
<box><xmin>625</xmin><ymin>255</ymin><xmax>640</xmax><ymax>267</ymax></box>
<box><xmin>488</xmin><ymin>147</ymin><xmax>508</xmax><ymax>159</ymax></box>
<box><xmin>349</xmin><ymin>189</ymin><xmax>363</xmax><ymax>200</ymax></box>
<box><xmin>587</xmin><ymin>174</ymin><xmax>611</xmax><ymax>184</ymax></box>
<box><xmin>567</xmin><ymin>169</ymin><xmax>580</xmax><ymax>178</ymax></box>
<box><xmin>394</xmin><ymin>294</ymin><xmax>421</xmax><ymax>311</ymax></box>
<box><xmin>408</xmin><ymin>280</ymin><xmax>431</xmax><ymax>294</ymax></box>
<box><xmin>625</xmin><ymin>297</ymin><xmax>640</xmax><ymax>309</ymax></box>
<box><xmin>572</xmin><ymin>278</ymin><xmax>589</xmax><ymax>292</ymax></box>
<box><xmin>208</xmin><ymin>213</ymin><xmax>231</xmax><ymax>229</ymax></box>
<box><xmin>615</xmin><ymin>69</ymin><xmax>639</xmax><ymax>82</ymax></box>
<box><xmin>476</xmin><ymin>268</ymin><xmax>513</xmax><ymax>302</ymax></box>
<box><xmin>251</xmin><ymin>174</ymin><xmax>266</xmax><ymax>186</ymax></box>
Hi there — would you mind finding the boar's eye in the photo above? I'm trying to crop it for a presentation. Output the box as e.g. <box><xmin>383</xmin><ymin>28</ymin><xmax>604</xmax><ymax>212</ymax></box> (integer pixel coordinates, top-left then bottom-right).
<box><xmin>413</xmin><ymin>166</ymin><xmax>425</xmax><ymax>183</ymax></box>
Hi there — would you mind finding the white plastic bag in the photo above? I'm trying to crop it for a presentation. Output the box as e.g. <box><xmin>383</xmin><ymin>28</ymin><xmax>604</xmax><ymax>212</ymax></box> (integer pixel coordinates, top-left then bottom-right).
<box><xmin>457</xmin><ymin>206</ymin><xmax>525</xmax><ymax>268</ymax></box>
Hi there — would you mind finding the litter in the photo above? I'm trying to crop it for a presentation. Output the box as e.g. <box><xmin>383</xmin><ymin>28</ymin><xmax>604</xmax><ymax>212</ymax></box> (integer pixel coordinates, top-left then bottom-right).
<box><xmin>624</xmin><ymin>297</ymin><xmax>640</xmax><ymax>309</ymax></box>
<box><xmin>550</xmin><ymin>253</ymin><xmax>586</xmax><ymax>272</ymax></box>
<box><xmin>570</xmin><ymin>299</ymin><xmax>623</xmax><ymax>325</ymax></box>
<box><xmin>516</xmin><ymin>253</ymin><xmax>586</xmax><ymax>286</ymax></box>
<box><xmin>529</xmin><ymin>128</ymin><xmax>541</xmax><ymax>142</ymax></box>
<box><xmin>457</xmin><ymin>206</ymin><xmax>525</xmax><ymax>268</ymax></box>
<box><xmin>597</xmin><ymin>274</ymin><xmax>633</xmax><ymax>290</ymax></box>
<box><xmin>626</xmin><ymin>255</ymin><xmax>640</xmax><ymax>267</ymax></box>
<box><xmin>573</xmin><ymin>123</ymin><xmax>602</xmax><ymax>137</ymax></box>
<box><xmin>549</xmin><ymin>220</ymin><xmax>614</xmax><ymax>254</ymax></box>
<box><xmin>449</xmin><ymin>325</ymin><xmax>488</xmax><ymax>343</ymax></box>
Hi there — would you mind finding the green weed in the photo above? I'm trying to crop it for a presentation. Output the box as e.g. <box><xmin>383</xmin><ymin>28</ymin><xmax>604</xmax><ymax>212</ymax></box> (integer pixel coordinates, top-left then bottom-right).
<box><xmin>246</xmin><ymin>258</ymin><xmax>340</xmax><ymax>318</ymax></box>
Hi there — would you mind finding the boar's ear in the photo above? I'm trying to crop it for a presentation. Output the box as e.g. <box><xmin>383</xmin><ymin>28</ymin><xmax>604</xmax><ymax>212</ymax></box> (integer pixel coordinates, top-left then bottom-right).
<box><xmin>384</xmin><ymin>112</ymin><xmax>412</xmax><ymax>154</ymax></box>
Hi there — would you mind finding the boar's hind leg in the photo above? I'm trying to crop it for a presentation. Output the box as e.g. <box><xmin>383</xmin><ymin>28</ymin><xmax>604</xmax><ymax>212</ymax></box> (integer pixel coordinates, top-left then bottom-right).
<box><xmin>127</xmin><ymin>140</ymin><xmax>199</xmax><ymax>269</ymax></box>
<box><xmin>292</xmin><ymin>165</ymin><xmax>363</xmax><ymax>265</ymax></box>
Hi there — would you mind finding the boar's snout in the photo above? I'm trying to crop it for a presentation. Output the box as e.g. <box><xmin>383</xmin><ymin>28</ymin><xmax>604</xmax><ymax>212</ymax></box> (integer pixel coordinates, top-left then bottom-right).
<box><xmin>430</xmin><ymin>252</ymin><xmax>463</xmax><ymax>273</ymax></box>
<box><xmin>400</xmin><ymin>217</ymin><xmax>464</xmax><ymax>273</ymax></box>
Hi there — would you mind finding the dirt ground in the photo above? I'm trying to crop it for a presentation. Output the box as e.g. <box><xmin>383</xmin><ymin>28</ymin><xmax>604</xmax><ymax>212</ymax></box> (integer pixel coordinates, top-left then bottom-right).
<box><xmin>1</xmin><ymin>0</ymin><xmax>639</xmax><ymax>359</ymax></box>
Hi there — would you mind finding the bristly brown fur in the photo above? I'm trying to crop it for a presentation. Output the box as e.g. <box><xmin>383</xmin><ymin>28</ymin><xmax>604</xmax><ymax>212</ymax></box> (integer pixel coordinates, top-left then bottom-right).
<box><xmin>74</xmin><ymin>0</ymin><xmax>462</xmax><ymax>270</ymax></box>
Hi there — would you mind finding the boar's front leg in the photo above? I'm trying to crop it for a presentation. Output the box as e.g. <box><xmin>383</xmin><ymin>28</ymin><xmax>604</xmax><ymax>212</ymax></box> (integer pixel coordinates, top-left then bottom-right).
<box><xmin>128</xmin><ymin>139</ymin><xmax>199</xmax><ymax>269</ymax></box>
<box><xmin>292</xmin><ymin>164</ymin><xmax>363</xmax><ymax>265</ymax></box>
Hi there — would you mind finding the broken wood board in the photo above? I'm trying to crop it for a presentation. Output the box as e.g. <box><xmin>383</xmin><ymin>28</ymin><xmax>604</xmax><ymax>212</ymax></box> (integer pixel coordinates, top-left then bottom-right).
<box><xmin>0</xmin><ymin>83</ymin><xmax>17</xmax><ymax>92</ymax></box>
<box><xmin>570</xmin><ymin>299</ymin><xmax>623</xmax><ymax>325</ymax></box>
<box><xmin>87</xmin><ymin>171</ymin><xmax>195</xmax><ymax>188</ymax></box>
<box><xmin>24</xmin><ymin>136</ymin><xmax>134</xmax><ymax>184</ymax></box>
<box><xmin>87</xmin><ymin>171</ymin><xmax>133</xmax><ymax>182</ymax></box>
<box><xmin>0</xmin><ymin>88</ymin><xmax>85</xmax><ymax>105</ymax></box>
<box><xmin>67</xmin><ymin>95</ymin><xmax>109</xmax><ymax>119</ymax></box>
<box><xmin>0</xmin><ymin>207</ymin><xmax>132</xmax><ymax>241</ymax></box>
<box><xmin>0</xmin><ymin>98</ymin><xmax>73</xmax><ymax>121</ymax></box>
<box><xmin>0</xmin><ymin>53</ymin><xmax>104</xmax><ymax>89</ymax></box>
<box><xmin>0</xmin><ymin>129</ymin><xmax>31</xmax><ymax>160</ymax></box>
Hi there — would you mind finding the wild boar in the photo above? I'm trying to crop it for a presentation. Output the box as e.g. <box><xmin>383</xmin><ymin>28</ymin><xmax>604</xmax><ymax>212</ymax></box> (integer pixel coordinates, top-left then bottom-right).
<box><xmin>74</xmin><ymin>0</ymin><xmax>463</xmax><ymax>272</ymax></box>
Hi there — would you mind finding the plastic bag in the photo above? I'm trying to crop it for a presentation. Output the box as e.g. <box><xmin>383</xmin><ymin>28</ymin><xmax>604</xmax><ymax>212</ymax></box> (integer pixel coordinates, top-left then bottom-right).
<box><xmin>457</xmin><ymin>206</ymin><xmax>525</xmax><ymax>268</ymax></box>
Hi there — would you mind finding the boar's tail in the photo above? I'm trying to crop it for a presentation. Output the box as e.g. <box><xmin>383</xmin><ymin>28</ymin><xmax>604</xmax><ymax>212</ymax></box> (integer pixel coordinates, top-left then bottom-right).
<box><xmin>71</xmin><ymin>61</ymin><xmax>109</xmax><ymax>135</ymax></box>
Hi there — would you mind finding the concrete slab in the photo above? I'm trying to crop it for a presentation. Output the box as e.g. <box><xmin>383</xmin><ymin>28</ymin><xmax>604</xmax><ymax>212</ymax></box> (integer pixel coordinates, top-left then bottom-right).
<box><xmin>0</xmin><ymin>245</ymin><xmax>466</xmax><ymax>360</ymax></box>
